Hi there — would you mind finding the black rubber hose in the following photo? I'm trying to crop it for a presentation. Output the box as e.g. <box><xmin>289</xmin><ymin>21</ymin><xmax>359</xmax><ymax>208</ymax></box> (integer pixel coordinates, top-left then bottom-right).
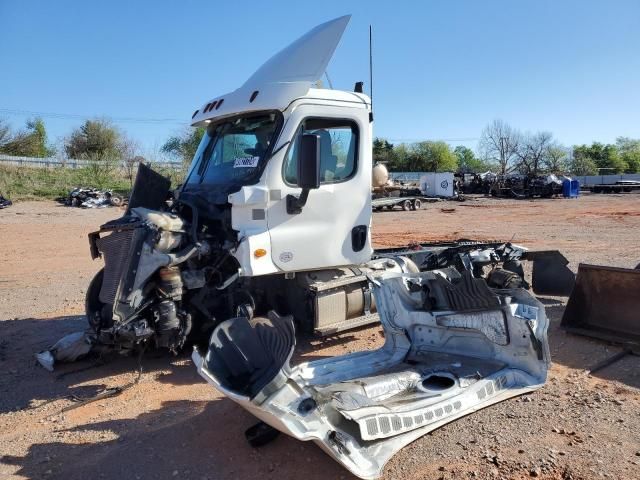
<box><xmin>176</xmin><ymin>198</ymin><xmax>199</xmax><ymax>242</ymax></box>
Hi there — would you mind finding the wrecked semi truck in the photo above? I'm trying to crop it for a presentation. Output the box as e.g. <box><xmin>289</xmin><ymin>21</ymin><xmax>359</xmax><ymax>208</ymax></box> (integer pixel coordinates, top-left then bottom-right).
<box><xmin>80</xmin><ymin>15</ymin><xmax>572</xmax><ymax>478</ymax></box>
<box><xmin>85</xmin><ymin>15</ymin><xmax>572</xmax><ymax>353</ymax></box>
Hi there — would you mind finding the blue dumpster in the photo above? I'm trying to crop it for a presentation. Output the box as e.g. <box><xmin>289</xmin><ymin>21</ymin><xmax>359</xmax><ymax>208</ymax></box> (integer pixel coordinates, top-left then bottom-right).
<box><xmin>562</xmin><ymin>179</ymin><xmax>580</xmax><ymax>198</ymax></box>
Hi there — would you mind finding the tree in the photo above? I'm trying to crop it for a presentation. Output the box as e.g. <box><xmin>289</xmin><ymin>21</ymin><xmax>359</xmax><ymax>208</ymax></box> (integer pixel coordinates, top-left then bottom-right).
<box><xmin>65</xmin><ymin>119</ymin><xmax>123</xmax><ymax>159</ymax></box>
<box><xmin>569</xmin><ymin>142</ymin><xmax>627</xmax><ymax>174</ymax></box>
<box><xmin>616</xmin><ymin>137</ymin><xmax>640</xmax><ymax>173</ymax></box>
<box><xmin>392</xmin><ymin>143</ymin><xmax>410</xmax><ymax>171</ymax></box>
<box><xmin>404</xmin><ymin>141</ymin><xmax>457</xmax><ymax>172</ymax></box>
<box><xmin>119</xmin><ymin>135</ymin><xmax>144</xmax><ymax>186</ymax></box>
<box><xmin>0</xmin><ymin>119</ymin><xmax>10</xmax><ymax>149</ymax></box>
<box><xmin>478</xmin><ymin>119</ymin><xmax>520</xmax><ymax>174</ymax></box>
<box><xmin>454</xmin><ymin>145</ymin><xmax>488</xmax><ymax>173</ymax></box>
<box><xmin>544</xmin><ymin>143</ymin><xmax>569</xmax><ymax>173</ymax></box>
<box><xmin>373</xmin><ymin>137</ymin><xmax>395</xmax><ymax>164</ymax></box>
<box><xmin>569</xmin><ymin>145</ymin><xmax>598</xmax><ymax>175</ymax></box>
<box><xmin>0</xmin><ymin>118</ymin><xmax>55</xmax><ymax>157</ymax></box>
<box><xmin>161</xmin><ymin>127</ymin><xmax>206</xmax><ymax>166</ymax></box>
<box><xmin>514</xmin><ymin>131</ymin><xmax>553</xmax><ymax>175</ymax></box>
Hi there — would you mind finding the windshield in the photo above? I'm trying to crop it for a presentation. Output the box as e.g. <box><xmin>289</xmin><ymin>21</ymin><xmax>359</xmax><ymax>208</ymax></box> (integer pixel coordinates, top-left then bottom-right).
<box><xmin>184</xmin><ymin>112</ymin><xmax>281</xmax><ymax>188</ymax></box>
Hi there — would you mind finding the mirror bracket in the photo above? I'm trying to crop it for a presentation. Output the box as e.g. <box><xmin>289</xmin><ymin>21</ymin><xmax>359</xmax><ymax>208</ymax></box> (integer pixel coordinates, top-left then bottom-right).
<box><xmin>286</xmin><ymin>189</ymin><xmax>310</xmax><ymax>214</ymax></box>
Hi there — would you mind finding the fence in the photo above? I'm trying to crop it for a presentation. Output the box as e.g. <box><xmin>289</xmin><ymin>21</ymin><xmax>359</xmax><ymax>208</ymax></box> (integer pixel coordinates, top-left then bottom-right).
<box><xmin>4</xmin><ymin>158</ymin><xmax>639</xmax><ymax>187</ymax></box>
<box><xmin>0</xmin><ymin>153</ymin><xmax>182</xmax><ymax>170</ymax></box>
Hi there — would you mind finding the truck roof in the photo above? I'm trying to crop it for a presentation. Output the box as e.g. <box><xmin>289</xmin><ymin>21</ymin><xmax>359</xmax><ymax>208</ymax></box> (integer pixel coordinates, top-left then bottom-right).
<box><xmin>191</xmin><ymin>87</ymin><xmax>370</xmax><ymax>127</ymax></box>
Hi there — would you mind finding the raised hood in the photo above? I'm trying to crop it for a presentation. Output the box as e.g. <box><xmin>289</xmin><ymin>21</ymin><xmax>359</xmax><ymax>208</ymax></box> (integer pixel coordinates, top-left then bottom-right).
<box><xmin>191</xmin><ymin>15</ymin><xmax>351</xmax><ymax>126</ymax></box>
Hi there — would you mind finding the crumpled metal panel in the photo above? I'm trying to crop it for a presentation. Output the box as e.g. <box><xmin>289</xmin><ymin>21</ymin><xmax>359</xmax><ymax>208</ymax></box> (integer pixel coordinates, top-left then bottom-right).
<box><xmin>194</xmin><ymin>272</ymin><xmax>550</xmax><ymax>479</ymax></box>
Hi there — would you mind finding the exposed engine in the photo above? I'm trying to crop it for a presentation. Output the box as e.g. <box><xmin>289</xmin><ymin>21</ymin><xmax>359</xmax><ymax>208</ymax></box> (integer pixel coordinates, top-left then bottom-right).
<box><xmin>86</xmin><ymin>207</ymin><xmax>199</xmax><ymax>352</ymax></box>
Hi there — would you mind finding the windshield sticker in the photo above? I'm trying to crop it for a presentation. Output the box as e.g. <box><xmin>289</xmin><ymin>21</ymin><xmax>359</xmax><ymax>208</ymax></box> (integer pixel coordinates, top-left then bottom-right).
<box><xmin>233</xmin><ymin>156</ymin><xmax>260</xmax><ymax>168</ymax></box>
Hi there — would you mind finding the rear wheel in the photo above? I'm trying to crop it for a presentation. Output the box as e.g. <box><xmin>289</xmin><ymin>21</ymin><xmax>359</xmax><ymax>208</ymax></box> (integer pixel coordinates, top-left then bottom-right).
<box><xmin>412</xmin><ymin>199</ymin><xmax>422</xmax><ymax>210</ymax></box>
<box><xmin>402</xmin><ymin>199</ymin><xmax>412</xmax><ymax>211</ymax></box>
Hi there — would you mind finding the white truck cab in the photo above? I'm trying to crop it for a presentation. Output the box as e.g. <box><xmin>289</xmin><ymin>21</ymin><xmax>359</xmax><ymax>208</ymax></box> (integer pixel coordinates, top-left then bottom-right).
<box><xmin>185</xmin><ymin>15</ymin><xmax>373</xmax><ymax>277</ymax></box>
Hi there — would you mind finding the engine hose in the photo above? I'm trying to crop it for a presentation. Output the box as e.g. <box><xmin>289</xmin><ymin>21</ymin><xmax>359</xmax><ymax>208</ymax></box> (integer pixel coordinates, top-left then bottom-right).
<box><xmin>176</xmin><ymin>198</ymin><xmax>199</xmax><ymax>242</ymax></box>
<box><xmin>167</xmin><ymin>244</ymin><xmax>200</xmax><ymax>266</ymax></box>
<box><xmin>182</xmin><ymin>313</ymin><xmax>193</xmax><ymax>338</ymax></box>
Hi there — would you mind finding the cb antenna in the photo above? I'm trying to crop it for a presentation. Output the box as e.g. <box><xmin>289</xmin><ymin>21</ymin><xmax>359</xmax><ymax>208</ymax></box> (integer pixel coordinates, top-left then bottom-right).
<box><xmin>369</xmin><ymin>25</ymin><xmax>374</xmax><ymax>110</ymax></box>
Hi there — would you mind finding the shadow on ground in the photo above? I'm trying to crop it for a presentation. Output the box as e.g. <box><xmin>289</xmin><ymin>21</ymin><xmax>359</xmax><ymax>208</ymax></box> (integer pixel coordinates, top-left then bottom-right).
<box><xmin>0</xmin><ymin>315</ymin><xmax>209</xmax><ymax>415</ymax></box>
<box><xmin>0</xmin><ymin>314</ymin><xmax>372</xmax><ymax>415</ymax></box>
<box><xmin>540</xmin><ymin>300</ymin><xmax>640</xmax><ymax>389</ymax></box>
<box><xmin>2</xmin><ymin>397</ymin><xmax>353</xmax><ymax>480</ymax></box>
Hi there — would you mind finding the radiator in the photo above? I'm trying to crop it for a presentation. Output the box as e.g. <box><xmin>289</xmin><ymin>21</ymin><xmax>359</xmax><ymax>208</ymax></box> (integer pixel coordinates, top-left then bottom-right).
<box><xmin>96</xmin><ymin>229</ymin><xmax>135</xmax><ymax>305</ymax></box>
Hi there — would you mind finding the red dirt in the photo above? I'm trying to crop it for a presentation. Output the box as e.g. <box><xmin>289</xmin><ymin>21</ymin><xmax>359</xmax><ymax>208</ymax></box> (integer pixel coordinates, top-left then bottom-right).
<box><xmin>1</xmin><ymin>194</ymin><xmax>639</xmax><ymax>480</ymax></box>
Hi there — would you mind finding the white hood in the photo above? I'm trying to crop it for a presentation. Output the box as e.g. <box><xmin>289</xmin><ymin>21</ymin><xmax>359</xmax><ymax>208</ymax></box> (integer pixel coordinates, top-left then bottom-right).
<box><xmin>191</xmin><ymin>15</ymin><xmax>351</xmax><ymax>125</ymax></box>
<box><xmin>243</xmin><ymin>15</ymin><xmax>350</xmax><ymax>89</ymax></box>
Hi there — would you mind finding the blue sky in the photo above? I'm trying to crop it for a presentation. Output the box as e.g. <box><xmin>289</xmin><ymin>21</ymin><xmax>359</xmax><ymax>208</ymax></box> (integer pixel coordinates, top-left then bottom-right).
<box><xmin>1</xmin><ymin>0</ymin><xmax>638</xmax><ymax>157</ymax></box>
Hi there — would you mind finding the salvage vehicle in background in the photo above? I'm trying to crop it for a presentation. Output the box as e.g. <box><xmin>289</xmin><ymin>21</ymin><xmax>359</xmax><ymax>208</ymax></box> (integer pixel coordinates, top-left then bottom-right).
<box><xmin>81</xmin><ymin>15</ymin><xmax>573</xmax><ymax>478</ymax></box>
<box><xmin>489</xmin><ymin>173</ymin><xmax>563</xmax><ymax>198</ymax></box>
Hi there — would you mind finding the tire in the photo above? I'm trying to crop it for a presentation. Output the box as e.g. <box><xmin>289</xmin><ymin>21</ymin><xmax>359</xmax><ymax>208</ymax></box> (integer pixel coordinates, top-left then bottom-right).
<box><xmin>85</xmin><ymin>268</ymin><xmax>106</xmax><ymax>332</ymax></box>
<box><xmin>402</xmin><ymin>199</ymin><xmax>412</xmax><ymax>211</ymax></box>
<box><xmin>110</xmin><ymin>194</ymin><xmax>124</xmax><ymax>207</ymax></box>
<box><xmin>412</xmin><ymin>199</ymin><xmax>422</xmax><ymax>210</ymax></box>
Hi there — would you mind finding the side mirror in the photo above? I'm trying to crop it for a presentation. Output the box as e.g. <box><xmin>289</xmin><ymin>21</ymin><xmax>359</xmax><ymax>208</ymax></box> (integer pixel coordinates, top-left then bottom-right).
<box><xmin>297</xmin><ymin>134</ymin><xmax>321</xmax><ymax>190</ymax></box>
<box><xmin>287</xmin><ymin>134</ymin><xmax>321</xmax><ymax>214</ymax></box>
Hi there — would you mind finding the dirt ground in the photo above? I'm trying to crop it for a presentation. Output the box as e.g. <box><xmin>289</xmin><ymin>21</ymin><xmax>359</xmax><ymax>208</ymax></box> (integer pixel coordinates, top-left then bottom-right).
<box><xmin>1</xmin><ymin>194</ymin><xmax>639</xmax><ymax>480</ymax></box>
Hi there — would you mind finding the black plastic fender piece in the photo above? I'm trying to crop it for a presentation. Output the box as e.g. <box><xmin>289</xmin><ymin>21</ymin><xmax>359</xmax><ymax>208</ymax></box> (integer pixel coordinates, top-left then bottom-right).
<box><xmin>524</xmin><ymin>250</ymin><xmax>575</xmax><ymax>296</ymax></box>
<box><xmin>245</xmin><ymin>421</ymin><xmax>281</xmax><ymax>448</ymax></box>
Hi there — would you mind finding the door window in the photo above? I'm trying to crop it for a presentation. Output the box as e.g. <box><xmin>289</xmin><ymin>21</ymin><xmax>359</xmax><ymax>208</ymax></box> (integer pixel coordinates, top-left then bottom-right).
<box><xmin>283</xmin><ymin>118</ymin><xmax>358</xmax><ymax>185</ymax></box>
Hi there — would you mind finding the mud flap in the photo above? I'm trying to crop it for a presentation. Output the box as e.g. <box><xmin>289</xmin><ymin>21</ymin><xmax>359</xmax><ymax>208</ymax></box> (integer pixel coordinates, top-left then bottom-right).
<box><xmin>525</xmin><ymin>250</ymin><xmax>575</xmax><ymax>296</ymax></box>
<box><xmin>561</xmin><ymin>264</ymin><xmax>640</xmax><ymax>351</ymax></box>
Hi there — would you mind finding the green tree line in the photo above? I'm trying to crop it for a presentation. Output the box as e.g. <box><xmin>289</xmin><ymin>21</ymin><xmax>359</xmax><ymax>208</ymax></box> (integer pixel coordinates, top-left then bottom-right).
<box><xmin>1</xmin><ymin>117</ymin><xmax>639</xmax><ymax>176</ymax></box>
<box><xmin>375</xmin><ymin>120</ymin><xmax>640</xmax><ymax>175</ymax></box>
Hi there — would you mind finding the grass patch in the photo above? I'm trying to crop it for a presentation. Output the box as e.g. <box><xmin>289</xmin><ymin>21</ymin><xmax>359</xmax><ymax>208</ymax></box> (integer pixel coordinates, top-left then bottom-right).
<box><xmin>0</xmin><ymin>164</ymin><xmax>186</xmax><ymax>201</ymax></box>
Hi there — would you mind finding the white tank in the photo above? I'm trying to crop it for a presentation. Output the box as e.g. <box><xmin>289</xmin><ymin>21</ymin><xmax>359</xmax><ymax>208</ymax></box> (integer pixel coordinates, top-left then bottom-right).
<box><xmin>372</xmin><ymin>163</ymin><xmax>390</xmax><ymax>188</ymax></box>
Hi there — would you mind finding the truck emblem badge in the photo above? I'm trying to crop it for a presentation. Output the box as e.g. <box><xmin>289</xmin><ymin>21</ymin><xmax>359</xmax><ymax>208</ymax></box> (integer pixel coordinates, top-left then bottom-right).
<box><xmin>279</xmin><ymin>251</ymin><xmax>293</xmax><ymax>263</ymax></box>
<box><xmin>440</xmin><ymin>180</ymin><xmax>449</xmax><ymax>189</ymax></box>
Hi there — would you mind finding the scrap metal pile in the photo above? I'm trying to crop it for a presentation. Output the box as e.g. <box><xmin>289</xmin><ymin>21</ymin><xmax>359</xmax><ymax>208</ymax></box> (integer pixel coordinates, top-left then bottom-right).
<box><xmin>61</xmin><ymin>187</ymin><xmax>125</xmax><ymax>208</ymax></box>
<box><xmin>0</xmin><ymin>193</ymin><xmax>12</xmax><ymax>209</ymax></box>
<box><xmin>457</xmin><ymin>172</ymin><xmax>564</xmax><ymax>199</ymax></box>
